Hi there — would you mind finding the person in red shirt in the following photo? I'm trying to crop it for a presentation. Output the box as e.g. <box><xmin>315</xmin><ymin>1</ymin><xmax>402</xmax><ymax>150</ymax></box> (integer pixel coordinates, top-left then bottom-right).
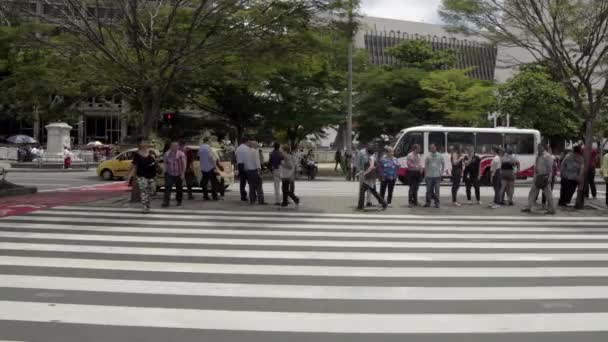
<box><xmin>179</xmin><ymin>140</ymin><xmax>196</xmax><ymax>200</ymax></box>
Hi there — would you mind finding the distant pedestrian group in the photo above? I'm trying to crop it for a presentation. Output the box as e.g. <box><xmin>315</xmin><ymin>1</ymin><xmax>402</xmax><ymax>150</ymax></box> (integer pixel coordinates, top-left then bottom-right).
<box><xmin>352</xmin><ymin>141</ymin><xmax>605</xmax><ymax>215</ymax></box>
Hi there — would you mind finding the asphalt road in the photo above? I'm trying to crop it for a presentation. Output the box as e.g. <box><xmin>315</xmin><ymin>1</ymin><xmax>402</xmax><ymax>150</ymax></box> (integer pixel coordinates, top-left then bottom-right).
<box><xmin>6</xmin><ymin>170</ymin><xmax>109</xmax><ymax>192</ymax></box>
<box><xmin>1</xmin><ymin>201</ymin><xmax>608</xmax><ymax>341</ymax></box>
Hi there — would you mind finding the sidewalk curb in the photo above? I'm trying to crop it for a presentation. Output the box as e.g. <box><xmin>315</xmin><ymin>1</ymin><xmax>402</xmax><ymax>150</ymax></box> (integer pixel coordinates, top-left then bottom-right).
<box><xmin>10</xmin><ymin>168</ymin><xmax>94</xmax><ymax>173</ymax></box>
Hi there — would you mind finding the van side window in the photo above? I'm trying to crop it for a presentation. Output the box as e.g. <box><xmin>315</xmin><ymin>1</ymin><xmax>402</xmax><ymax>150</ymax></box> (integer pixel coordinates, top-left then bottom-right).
<box><xmin>505</xmin><ymin>134</ymin><xmax>535</xmax><ymax>154</ymax></box>
<box><xmin>395</xmin><ymin>132</ymin><xmax>423</xmax><ymax>158</ymax></box>
<box><xmin>475</xmin><ymin>133</ymin><xmax>503</xmax><ymax>154</ymax></box>
<box><xmin>429</xmin><ymin>132</ymin><xmax>446</xmax><ymax>153</ymax></box>
<box><xmin>447</xmin><ymin>132</ymin><xmax>474</xmax><ymax>153</ymax></box>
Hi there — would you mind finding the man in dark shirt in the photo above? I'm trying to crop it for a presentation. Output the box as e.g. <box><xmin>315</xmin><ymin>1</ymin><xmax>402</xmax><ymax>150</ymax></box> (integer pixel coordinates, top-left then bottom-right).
<box><xmin>269</xmin><ymin>142</ymin><xmax>284</xmax><ymax>205</ymax></box>
<box><xmin>463</xmin><ymin>149</ymin><xmax>481</xmax><ymax>204</ymax></box>
<box><xmin>334</xmin><ymin>150</ymin><xmax>342</xmax><ymax>172</ymax></box>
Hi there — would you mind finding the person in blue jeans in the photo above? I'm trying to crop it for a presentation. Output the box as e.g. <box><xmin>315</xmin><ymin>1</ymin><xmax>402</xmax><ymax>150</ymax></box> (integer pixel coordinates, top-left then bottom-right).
<box><xmin>379</xmin><ymin>147</ymin><xmax>399</xmax><ymax>205</ymax></box>
<box><xmin>424</xmin><ymin>144</ymin><xmax>445</xmax><ymax>208</ymax></box>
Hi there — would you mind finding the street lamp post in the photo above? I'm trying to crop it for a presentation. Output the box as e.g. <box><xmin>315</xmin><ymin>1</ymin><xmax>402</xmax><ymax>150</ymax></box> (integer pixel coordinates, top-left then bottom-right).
<box><xmin>345</xmin><ymin>0</ymin><xmax>354</xmax><ymax>153</ymax></box>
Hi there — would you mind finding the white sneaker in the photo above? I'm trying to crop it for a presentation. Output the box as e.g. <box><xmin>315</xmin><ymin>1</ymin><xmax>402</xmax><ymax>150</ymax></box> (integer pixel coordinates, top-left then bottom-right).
<box><xmin>453</xmin><ymin>202</ymin><xmax>462</xmax><ymax>207</ymax></box>
<box><xmin>477</xmin><ymin>201</ymin><xmax>483</xmax><ymax>205</ymax></box>
<box><xmin>490</xmin><ymin>204</ymin><xmax>501</xmax><ymax>209</ymax></box>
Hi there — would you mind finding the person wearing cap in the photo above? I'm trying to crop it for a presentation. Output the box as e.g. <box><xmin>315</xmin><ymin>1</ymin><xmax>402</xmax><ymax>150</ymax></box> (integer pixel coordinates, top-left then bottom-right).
<box><xmin>522</xmin><ymin>144</ymin><xmax>556</xmax><ymax>214</ymax></box>
<box><xmin>356</xmin><ymin>147</ymin><xmax>387</xmax><ymax>211</ymax></box>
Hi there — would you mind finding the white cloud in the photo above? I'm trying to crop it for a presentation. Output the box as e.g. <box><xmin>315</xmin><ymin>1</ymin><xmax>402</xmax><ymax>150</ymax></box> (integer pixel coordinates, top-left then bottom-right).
<box><xmin>360</xmin><ymin>0</ymin><xmax>442</xmax><ymax>23</ymax></box>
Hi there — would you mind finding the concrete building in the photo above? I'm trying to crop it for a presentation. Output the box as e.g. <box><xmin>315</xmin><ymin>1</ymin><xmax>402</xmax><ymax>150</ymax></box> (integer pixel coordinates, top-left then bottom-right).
<box><xmin>355</xmin><ymin>16</ymin><xmax>498</xmax><ymax>81</ymax></box>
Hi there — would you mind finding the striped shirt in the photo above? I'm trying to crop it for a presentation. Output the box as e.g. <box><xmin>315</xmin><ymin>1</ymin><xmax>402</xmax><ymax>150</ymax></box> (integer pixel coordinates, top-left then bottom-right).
<box><xmin>164</xmin><ymin>150</ymin><xmax>186</xmax><ymax>177</ymax></box>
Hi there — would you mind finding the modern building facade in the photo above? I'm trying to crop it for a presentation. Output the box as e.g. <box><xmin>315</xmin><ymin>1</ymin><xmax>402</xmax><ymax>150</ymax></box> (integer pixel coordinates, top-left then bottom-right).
<box><xmin>356</xmin><ymin>16</ymin><xmax>498</xmax><ymax>81</ymax></box>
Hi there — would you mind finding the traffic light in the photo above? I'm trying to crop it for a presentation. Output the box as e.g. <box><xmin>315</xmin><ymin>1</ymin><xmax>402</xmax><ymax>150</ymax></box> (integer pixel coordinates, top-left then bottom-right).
<box><xmin>164</xmin><ymin>112</ymin><xmax>175</xmax><ymax>121</ymax></box>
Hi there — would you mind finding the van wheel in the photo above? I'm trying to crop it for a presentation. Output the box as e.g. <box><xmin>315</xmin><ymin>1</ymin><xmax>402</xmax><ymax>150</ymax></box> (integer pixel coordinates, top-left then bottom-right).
<box><xmin>101</xmin><ymin>169</ymin><xmax>114</xmax><ymax>181</ymax></box>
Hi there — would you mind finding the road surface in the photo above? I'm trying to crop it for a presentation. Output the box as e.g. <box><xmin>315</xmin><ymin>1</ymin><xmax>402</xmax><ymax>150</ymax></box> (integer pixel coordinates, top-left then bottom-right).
<box><xmin>0</xmin><ymin>200</ymin><xmax>607</xmax><ymax>341</ymax></box>
<box><xmin>6</xmin><ymin>170</ymin><xmax>106</xmax><ymax>192</ymax></box>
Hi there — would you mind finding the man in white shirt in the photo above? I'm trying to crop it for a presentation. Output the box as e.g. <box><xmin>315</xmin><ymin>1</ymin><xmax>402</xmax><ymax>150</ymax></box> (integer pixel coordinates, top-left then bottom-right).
<box><xmin>490</xmin><ymin>147</ymin><xmax>503</xmax><ymax>208</ymax></box>
<box><xmin>244</xmin><ymin>140</ymin><xmax>265</xmax><ymax>204</ymax></box>
<box><xmin>235</xmin><ymin>137</ymin><xmax>250</xmax><ymax>202</ymax></box>
<box><xmin>199</xmin><ymin>137</ymin><xmax>219</xmax><ymax>201</ymax></box>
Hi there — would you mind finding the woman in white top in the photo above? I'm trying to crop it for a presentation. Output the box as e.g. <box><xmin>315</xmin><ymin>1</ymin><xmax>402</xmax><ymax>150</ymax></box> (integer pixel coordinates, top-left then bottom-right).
<box><xmin>280</xmin><ymin>145</ymin><xmax>300</xmax><ymax>207</ymax></box>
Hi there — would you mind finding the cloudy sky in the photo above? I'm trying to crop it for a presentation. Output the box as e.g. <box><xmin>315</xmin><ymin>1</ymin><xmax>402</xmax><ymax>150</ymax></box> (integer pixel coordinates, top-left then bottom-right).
<box><xmin>361</xmin><ymin>0</ymin><xmax>442</xmax><ymax>23</ymax></box>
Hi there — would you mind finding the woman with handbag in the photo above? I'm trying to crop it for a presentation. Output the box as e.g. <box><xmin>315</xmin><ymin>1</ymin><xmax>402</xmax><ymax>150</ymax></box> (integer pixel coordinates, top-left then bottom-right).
<box><xmin>280</xmin><ymin>145</ymin><xmax>300</xmax><ymax>207</ymax></box>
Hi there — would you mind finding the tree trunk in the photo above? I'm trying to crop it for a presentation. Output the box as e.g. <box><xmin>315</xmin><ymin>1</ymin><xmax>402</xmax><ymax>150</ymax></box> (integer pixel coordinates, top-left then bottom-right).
<box><xmin>575</xmin><ymin>118</ymin><xmax>594</xmax><ymax>209</ymax></box>
<box><xmin>139</xmin><ymin>89</ymin><xmax>162</xmax><ymax>140</ymax></box>
<box><xmin>236</xmin><ymin>125</ymin><xmax>243</xmax><ymax>145</ymax></box>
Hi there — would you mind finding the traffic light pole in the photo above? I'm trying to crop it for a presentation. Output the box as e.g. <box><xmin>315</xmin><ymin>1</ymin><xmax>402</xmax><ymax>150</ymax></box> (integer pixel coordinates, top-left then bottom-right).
<box><xmin>346</xmin><ymin>40</ymin><xmax>353</xmax><ymax>153</ymax></box>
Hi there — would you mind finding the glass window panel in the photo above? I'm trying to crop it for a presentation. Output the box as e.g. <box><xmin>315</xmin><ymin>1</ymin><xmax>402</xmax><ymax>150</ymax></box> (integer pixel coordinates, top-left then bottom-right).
<box><xmin>447</xmin><ymin>132</ymin><xmax>475</xmax><ymax>153</ymax></box>
<box><xmin>429</xmin><ymin>132</ymin><xmax>446</xmax><ymax>153</ymax></box>
<box><xmin>475</xmin><ymin>133</ymin><xmax>503</xmax><ymax>154</ymax></box>
<box><xmin>395</xmin><ymin>131</ymin><xmax>423</xmax><ymax>158</ymax></box>
<box><xmin>505</xmin><ymin>134</ymin><xmax>535</xmax><ymax>154</ymax></box>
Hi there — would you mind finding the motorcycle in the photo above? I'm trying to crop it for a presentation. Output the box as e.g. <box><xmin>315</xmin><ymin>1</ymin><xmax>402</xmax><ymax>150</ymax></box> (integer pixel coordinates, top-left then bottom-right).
<box><xmin>304</xmin><ymin>159</ymin><xmax>318</xmax><ymax>180</ymax></box>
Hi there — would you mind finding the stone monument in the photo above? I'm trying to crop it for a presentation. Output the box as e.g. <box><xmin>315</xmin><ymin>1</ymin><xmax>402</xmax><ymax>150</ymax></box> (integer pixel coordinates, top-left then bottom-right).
<box><xmin>45</xmin><ymin>122</ymin><xmax>72</xmax><ymax>155</ymax></box>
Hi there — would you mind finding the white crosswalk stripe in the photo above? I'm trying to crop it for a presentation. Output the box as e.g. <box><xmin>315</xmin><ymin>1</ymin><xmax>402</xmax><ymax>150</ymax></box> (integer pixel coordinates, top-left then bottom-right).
<box><xmin>1</xmin><ymin>206</ymin><xmax>608</xmax><ymax>341</ymax></box>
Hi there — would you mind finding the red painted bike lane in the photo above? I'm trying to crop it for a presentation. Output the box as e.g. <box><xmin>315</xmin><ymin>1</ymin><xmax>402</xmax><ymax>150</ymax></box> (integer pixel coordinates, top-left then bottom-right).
<box><xmin>0</xmin><ymin>182</ymin><xmax>130</xmax><ymax>218</ymax></box>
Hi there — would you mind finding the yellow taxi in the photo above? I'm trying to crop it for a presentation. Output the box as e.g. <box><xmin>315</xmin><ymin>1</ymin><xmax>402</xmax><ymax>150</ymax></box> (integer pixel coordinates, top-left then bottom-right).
<box><xmin>96</xmin><ymin>148</ymin><xmax>148</xmax><ymax>180</ymax></box>
<box><xmin>97</xmin><ymin>146</ymin><xmax>234</xmax><ymax>190</ymax></box>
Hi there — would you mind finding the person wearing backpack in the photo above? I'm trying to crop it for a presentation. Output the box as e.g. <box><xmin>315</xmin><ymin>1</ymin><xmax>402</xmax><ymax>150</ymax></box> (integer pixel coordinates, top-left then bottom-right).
<box><xmin>356</xmin><ymin>147</ymin><xmax>387</xmax><ymax>211</ymax></box>
<box><xmin>280</xmin><ymin>145</ymin><xmax>300</xmax><ymax>207</ymax></box>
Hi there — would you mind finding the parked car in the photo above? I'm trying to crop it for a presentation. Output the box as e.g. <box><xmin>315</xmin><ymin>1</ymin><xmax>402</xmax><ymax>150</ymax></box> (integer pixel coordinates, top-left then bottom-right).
<box><xmin>96</xmin><ymin>148</ymin><xmax>153</xmax><ymax>180</ymax></box>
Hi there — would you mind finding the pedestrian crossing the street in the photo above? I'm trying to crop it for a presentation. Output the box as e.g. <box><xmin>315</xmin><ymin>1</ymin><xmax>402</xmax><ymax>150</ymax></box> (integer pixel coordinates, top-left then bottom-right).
<box><xmin>1</xmin><ymin>206</ymin><xmax>608</xmax><ymax>341</ymax></box>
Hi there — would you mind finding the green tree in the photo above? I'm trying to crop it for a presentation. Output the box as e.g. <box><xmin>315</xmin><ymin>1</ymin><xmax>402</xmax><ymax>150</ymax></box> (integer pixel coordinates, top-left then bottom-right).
<box><xmin>356</xmin><ymin>67</ymin><xmax>434</xmax><ymax>142</ymax></box>
<box><xmin>356</xmin><ymin>39</ymin><xmax>487</xmax><ymax>141</ymax></box>
<box><xmin>441</xmin><ymin>0</ymin><xmax>608</xmax><ymax>208</ymax></box>
<box><xmin>264</xmin><ymin>54</ymin><xmax>343</xmax><ymax>149</ymax></box>
<box><xmin>0</xmin><ymin>24</ymin><xmax>92</xmax><ymax>138</ymax></box>
<box><xmin>37</xmin><ymin>0</ymin><xmax>336</xmax><ymax>139</ymax></box>
<box><xmin>497</xmin><ymin>65</ymin><xmax>579</xmax><ymax>139</ymax></box>
<box><xmin>388</xmin><ymin>40</ymin><xmax>457</xmax><ymax>71</ymax></box>
<box><xmin>421</xmin><ymin>69</ymin><xmax>495</xmax><ymax>125</ymax></box>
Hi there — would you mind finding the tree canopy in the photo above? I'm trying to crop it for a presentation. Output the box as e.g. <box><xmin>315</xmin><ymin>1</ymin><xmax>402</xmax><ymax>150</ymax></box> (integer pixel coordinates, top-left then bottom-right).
<box><xmin>441</xmin><ymin>0</ymin><xmax>608</xmax><ymax>207</ymax></box>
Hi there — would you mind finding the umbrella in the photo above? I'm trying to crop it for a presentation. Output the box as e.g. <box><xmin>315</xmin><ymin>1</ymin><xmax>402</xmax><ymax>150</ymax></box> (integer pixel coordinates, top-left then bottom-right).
<box><xmin>6</xmin><ymin>135</ymin><xmax>37</xmax><ymax>144</ymax></box>
<box><xmin>87</xmin><ymin>141</ymin><xmax>104</xmax><ymax>147</ymax></box>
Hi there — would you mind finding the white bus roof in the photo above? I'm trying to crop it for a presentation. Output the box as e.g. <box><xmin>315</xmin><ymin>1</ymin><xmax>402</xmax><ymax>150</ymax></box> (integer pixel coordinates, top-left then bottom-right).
<box><xmin>399</xmin><ymin>126</ymin><xmax>540</xmax><ymax>135</ymax></box>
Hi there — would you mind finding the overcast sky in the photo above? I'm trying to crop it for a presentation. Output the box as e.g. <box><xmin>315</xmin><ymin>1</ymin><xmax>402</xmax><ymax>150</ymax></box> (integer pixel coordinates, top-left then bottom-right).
<box><xmin>361</xmin><ymin>0</ymin><xmax>442</xmax><ymax>23</ymax></box>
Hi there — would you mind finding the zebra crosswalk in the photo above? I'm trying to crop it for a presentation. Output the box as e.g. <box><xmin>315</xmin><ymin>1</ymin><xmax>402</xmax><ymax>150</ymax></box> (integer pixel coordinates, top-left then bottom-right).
<box><xmin>1</xmin><ymin>206</ymin><xmax>608</xmax><ymax>341</ymax></box>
